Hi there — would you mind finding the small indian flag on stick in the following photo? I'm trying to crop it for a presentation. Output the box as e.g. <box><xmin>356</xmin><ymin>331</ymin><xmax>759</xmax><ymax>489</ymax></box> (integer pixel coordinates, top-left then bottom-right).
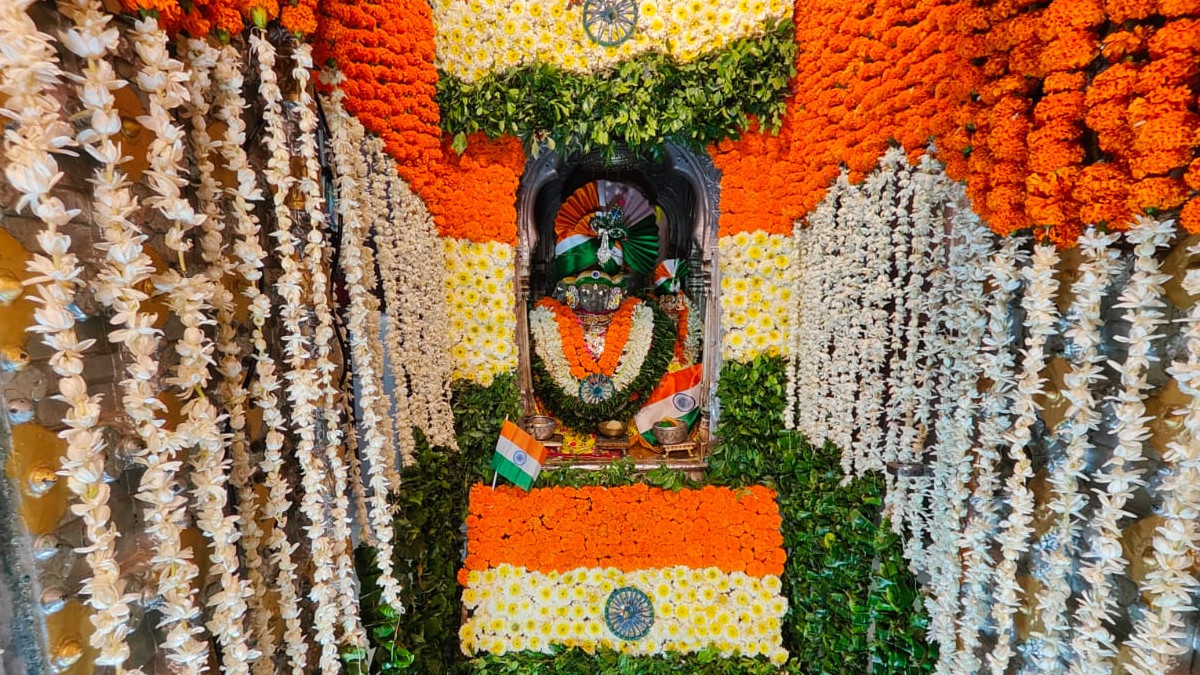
<box><xmin>634</xmin><ymin>364</ymin><xmax>703</xmax><ymax>443</ymax></box>
<box><xmin>492</xmin><ymin>420</ymin><xmax>547</xmax><ymax>491</ymax></box>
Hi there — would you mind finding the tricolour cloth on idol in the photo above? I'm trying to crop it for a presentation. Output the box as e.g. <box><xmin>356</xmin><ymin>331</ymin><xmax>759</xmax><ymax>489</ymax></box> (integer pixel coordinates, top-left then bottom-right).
<box><xmin>653</xmin><ymin>258</ymin><xmax>688</xmax><ymax>294</ymax></box>
<box><xmin>554</xmin><ymin>180</ymin><xmax>660</xmax><ymax>278</ymax></box>
<box><xmin>634</xmin><ymin>363</ymin><xmax>703</xmax><ymax>443</ymax></box>
<box><xmin>492</xmin><ymin>420</ymin><xmax>547</xmax><ymax>491</ymax></box>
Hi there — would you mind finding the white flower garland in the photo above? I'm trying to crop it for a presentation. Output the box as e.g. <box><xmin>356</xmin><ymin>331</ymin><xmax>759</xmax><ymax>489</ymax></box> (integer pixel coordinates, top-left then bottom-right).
<box><xmin>384</xmin><ymin>160</ymin><xmax>459</xmax><ymax>449</ymax></box>
<box><xmin>127</xmin><ymin>16</ymin><xmax>212</xmax><ymax>671</ymax></box>
<box><xmin>1029</xmin><ymin>228</ymin><xmax>1119</xmax><ymax>673</ymax></box>
<box><xmin>1068</xmin><ymin>217</ymin><xmax>1174</xmax><ymax>675</ymax></box>
<box><xmin>252</xmin><ymin>31</ymin><xmax>313</xmax><ymax>672</ymax></box>
<box><xmin>987</xmin><ymin>241</ymin><xmax>1060</xmax><ymax>673</ymax></box>
<box><xmin>528</xmin><ymin>302</ymin><xmax>656</xmax><ymax>395</ymax></box>
<box><xmin>325</xmin><ymin>83</ymin><xmax>406</xmax><ymax>613</ymax></box>
<box><xmin>177</xmin><ymin>37</ymin><xmax>260</xmax><ymax>674</ymax></box>
<box><xmin>925</xmin><ymin>175</ymin><xmax>990</xmax><ymax>665</ymax></box>
<box><xmin>292</xmin><ymin>41</ymin><xmax>368</xmax><ymax>665</ymax></box>
<box><xmin>1127</xmin><ymin>235</ymin><xmax>1200</xmax><ymax>674</ymax></box>
<box><xmin>953</xmin><ymin>235</ymin><xmax>1024</xmax><ymax>675</ymax></box>
<box><xmin>41</xmin><ymin>0</ymin><xmax>138</xmax><ymax>667</ymax></box>
<box><xmin>852</xmin><ymin>150</ymin><xmax>901</xmax><ymax>477</ymax></box>
<box><xmin>365</xmin><ymin>140</ymin><xmax>416</xmax><ymax>467</ymax></box>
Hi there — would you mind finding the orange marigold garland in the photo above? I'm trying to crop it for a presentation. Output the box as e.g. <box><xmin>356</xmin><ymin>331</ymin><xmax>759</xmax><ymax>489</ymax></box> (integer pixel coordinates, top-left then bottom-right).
<box><xmin>316</xmin><ymin>0</ymin><xmax>524</xmax><ymax>245</ymax></box>
<box><xmin>709</xmin><ymin>0</ymin><xmax>977</xmax><ymax>237</ymax></box>
<box><xmin>535</xmin><ymin>296</ymin><xmax>640</xmax><ymax>379</ymax></box>
<box><xmin>461</xmin><ymin>484</ymin><xmax>787</xmax><ymax>580</ymax></box>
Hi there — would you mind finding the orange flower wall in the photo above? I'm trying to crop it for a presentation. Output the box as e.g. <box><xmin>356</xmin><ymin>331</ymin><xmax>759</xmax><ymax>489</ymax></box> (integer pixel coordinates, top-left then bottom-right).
<box><xmin>710</xmin><ymin>0</ymin><xmax>978</xmax><ymax>237</ymax></box>
<box><xmin>315</xmin><ymin>0</ymin><xmax>523</xmax><ymax>245</ymax></box>
<box><xmin>714</xmin><ymin>0</ymin><xmax>1200</xmax><ymax>245</ymax></box>
<box><xmin>460</xmin><ymin>484</ymin><xmax>787</xmax><ymax>583</ymax></box>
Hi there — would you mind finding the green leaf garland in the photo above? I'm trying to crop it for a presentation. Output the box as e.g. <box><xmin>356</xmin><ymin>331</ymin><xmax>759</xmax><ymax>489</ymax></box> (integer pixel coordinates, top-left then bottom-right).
<box><xmin>531</xmin><ymin>299</ymin><xmax>676</xmax><ymax>431</ymax></box>
<box><xmin>437</xmin><ymin>20</ymin><xmax>797</xmax><ymax>158</ymax></box>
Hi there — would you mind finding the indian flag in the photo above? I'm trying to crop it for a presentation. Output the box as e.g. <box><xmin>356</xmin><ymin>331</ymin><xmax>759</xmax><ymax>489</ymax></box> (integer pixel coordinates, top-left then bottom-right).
<box><xmin>634</xmin><ymin>364</ymin><xmax>703</xmax><ymax>444</ymax></box>
<box><xmin>491</xmin><ymin>420</ymin><xmax>547</xmax><ymax>491</ymax></box>
<box><xmin>459</xmin><ymin>484</ymin><xmax>789</xmax><ymax>664</ymax></box>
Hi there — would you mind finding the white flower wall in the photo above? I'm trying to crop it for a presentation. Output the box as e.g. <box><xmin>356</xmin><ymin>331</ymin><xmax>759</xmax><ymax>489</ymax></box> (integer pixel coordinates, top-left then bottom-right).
<box><xmin>784</xmin><ymin>146</ymin><xmax>1200</xmax><ymax>674</ymax></box>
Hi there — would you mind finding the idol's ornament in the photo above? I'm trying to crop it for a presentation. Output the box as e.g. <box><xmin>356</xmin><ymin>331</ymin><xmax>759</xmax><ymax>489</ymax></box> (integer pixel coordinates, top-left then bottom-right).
<box><xmin>528</xmin><ymin>180</ymin><xmax>689</xmax><ymax>444</ymax></box>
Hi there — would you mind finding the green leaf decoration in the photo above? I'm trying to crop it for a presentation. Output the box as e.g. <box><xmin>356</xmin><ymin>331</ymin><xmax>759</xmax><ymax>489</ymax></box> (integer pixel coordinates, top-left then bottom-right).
<box><xmin>437</xmin><ymin>21</ymin><xmax>797</xmax><ymax>158</ymax></box>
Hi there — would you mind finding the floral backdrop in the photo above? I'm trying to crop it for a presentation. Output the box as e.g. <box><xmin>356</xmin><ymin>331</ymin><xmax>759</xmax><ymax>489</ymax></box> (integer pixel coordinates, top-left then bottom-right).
<box><xmin>3</xmin><ymin>0</ymin><xmax>1200</xmax><ymax>674</ymax></box>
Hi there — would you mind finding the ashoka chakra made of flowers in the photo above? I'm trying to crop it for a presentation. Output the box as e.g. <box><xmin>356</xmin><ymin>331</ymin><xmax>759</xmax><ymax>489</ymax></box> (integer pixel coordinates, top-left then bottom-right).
<box><xmin>582</xmin><ymin>0</ymin><xmax>638</xmax><ymax>47</ymax></box>
<box><xmin>579</xmin><ymin>373</ymin><xmax>616</xmax><ymax>404</ymax></box>
<box><xmin>605</xmin><ymin>586</ymin><xmax>654</xmax><ymax>640</ymax></box>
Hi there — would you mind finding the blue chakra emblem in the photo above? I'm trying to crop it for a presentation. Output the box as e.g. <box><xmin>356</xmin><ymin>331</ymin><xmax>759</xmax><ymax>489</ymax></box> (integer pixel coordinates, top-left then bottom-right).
<box><xmin>579</xmin><ymin>373</ymin><xmax>615</xmax><ymax>404</ymax></box>
<box><xmin>512</xmin><ymin>450</ymin><xmax>528</xmax><ymax>466</ymax></box>
<box><xmin>672</xmin><ymin>392</ymin><xmax>697</xmax><ymax>413</ymax></box>
<box><xmin>604</xmin><ymin>586</ymin><xmax>654</xmax><ymax>640</ymax></box>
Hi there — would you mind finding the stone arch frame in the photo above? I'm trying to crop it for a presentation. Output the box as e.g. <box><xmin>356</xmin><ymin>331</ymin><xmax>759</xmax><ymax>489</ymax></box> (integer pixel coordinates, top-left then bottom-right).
<box><xmin>512</xmin><ymin>143</ymin><xmax>725</xmax><ymax>448</ymax></box>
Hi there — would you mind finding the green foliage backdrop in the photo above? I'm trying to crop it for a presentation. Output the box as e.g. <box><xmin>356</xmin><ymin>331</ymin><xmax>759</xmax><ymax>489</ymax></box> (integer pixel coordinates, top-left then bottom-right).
<box><xmin>352</xmin><ymin>358</ymin><xmax>935</xmax><ymax>674</ymax></box>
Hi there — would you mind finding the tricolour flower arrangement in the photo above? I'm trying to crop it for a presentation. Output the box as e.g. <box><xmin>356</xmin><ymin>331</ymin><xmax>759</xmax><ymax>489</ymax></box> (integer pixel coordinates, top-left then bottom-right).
<box><xmin>460</xmin><ymin>485</ymin><xmax>788</xmax><ymax>663</ymax></box>
<box><xmin>432</xmin><ymin>0</ymin><xmax>792</xmax><ymax>81</ymax></box>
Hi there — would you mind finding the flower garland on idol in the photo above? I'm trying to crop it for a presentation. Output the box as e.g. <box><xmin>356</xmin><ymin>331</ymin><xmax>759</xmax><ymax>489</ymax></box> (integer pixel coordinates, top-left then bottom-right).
<box><xmin>196</xmin><ymin>34</ymin><xmax>278</xmax><ymax>673</ymax></box>
<box><xmin>127</xmin><ymin>14</ymin><xmax>212</xmax><ymax>670</ymax></box>
<box><xmin>1068</xmin><ymin>218</ymin><xmax>1175</xmax><ymax>675</ymax></box>
<box><xmin>1029</xmin><ymin>228</ymin><xmax>1120</xmax><ymax>673</ymax></box>
<box><xmin>988</xmin><ymin>241</ymin><xmax>1060</xmax><ymax>673</ymax></box>
<box><xmin>529</xmin><ymin>292</ymin><xmax>674</xmax><ymax>431</ymax></box>
<box><xmin>253</xmin><ymin>30</ymin><xmax>314</xmax><ymax>672</ymax></box>
<box><xmin>292</xmin><ymin>41</ymin><xmax>368</xmax><ymax>664</ymax></box>
<box><xmin>1127</xmin><ymin>238</ymin><xmax>1200</xmax><ymax>674</ymax></box>
<box><xmin>37</xmin><ymin>0</ymin><xmax>138</xmax><ymax>667</ymax></box>
<box><xmin>325</xmin><ymin>81</ymin><xmax>406</xmax><ymax>613</ymax></box>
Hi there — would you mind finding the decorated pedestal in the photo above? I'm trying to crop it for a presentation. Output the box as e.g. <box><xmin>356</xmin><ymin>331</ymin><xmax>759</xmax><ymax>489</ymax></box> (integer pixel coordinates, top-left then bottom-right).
<box><xmin>459</xmin><ymin>484</ymin><xmax>789</xmax><ymax>663</ymax></box>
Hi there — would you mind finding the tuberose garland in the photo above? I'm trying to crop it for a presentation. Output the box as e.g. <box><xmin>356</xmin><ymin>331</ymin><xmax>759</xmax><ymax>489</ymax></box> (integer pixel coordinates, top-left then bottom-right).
<box><xmin>127</xmin><ymin>16</ymin><xmax>211</xmax><ymax>671</ymax></box>
<box><xmin>1068</xmin><ymin>218</ymin><xmax>1175</xmax><ymax>675</ymax></box>
<box><xmin>953</xmin><ymin>236</ymin><xmax>1024</xmax><ymax>675</ymax></box>
<box><xmin>325</xmin><ymin>82</ymin><xmax>406</xmax><ymax>613</ymax></box>
<box><xmin>179</xmin><ymin>36</ymin><xmax>260</xmax><ymax>674</ymax></box>
<box><xmin>43</xmin><ymin>0</ymin><xmax>137</xmax><ymax>667</ymax></box>
<box><xmin>199</xmin><ymin>35</ymin><xmax>275</xmax><ymax>673</ymax></box>
<box><xmin>988</xmin><ymin>242</ymin><xmax>1061</xmax><ymax>673</ymax></box>
<box><xmin>1029</xmin><ymin>228</ymin><xmax>1119</xmax><ymax>673</ymax></box>
<box><xmin>1127</xmin><ymin>236</ymin><xmax>1200</xmax><ymax>674</ymax></box>
<box><xmin>252</xmin><ymin>30</ymin><xmax>313</xmax><ymax>672</ymax></box>
<box><xmin>292</xmin><ymin>41</ymin><xmax>366</xmax><ymax>667</ymax></box>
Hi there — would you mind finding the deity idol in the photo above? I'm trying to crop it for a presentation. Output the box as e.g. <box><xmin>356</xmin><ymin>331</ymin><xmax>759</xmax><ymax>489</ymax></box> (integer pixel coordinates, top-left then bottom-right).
<box><xmin>528</xmin><ymin>180</ymin><xmax>701</xmax><ymax>444</ymax></box>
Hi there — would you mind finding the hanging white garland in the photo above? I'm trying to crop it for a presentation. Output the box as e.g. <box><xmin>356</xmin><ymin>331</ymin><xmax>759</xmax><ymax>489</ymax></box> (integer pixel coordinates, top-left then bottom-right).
<box><xmin>1028</xmin><ymin>228</ymin><xmax>1120</xmax><ymax>673</ymax></box>
<box><xmin>198</xmin><ymin>36</ymin><xmax>276</xmax><ymax>673</ymax></box>
<box><xmin>127</xmin><ymin>16</ymin><xmax>212</xmax><ymax>671</ymax></box>
<box><xmin>291</xmin><ymin>41</ymin><xmax>368</xmax><ymax>665</ymax></box>
<box><xmin>988</xmin><ymin>241</ymin><xmax>1060</xmax><ymax>673</ymax></box>
<box><xmin>953</xmin><ymin>235</ymin><xmax>1025</xmax><ymax>675</ymax></box>
<box><xmin>174</xmin><ymin>36</ymin><xmax>261</xmax><ymax>674</ymax></box>
<box><xmin>252</xmin><ymin>31</ymin><xmax>313</xmax><ymax>673</ymax></box>
<box><xmin>324</xmin><ymin>82</ymin><xmax>406</xmax><ymax>613</ymax></box>
<box><xmin>41</xmin><ymin>0</ymin><xmax>139</xmax><ymax>667</ymax></box>
<box><xmin>1068</xmin><ymin>217</ymin><xmax>1174</xmax><ymax>675</ymax></box>
<box><xmin>925</xmin><ymin>178</ymin><xmax>991</xmax><ymax>667</ymax></box>
<box><xmin>1126</xmin><ymin>235</ymin><xmax>1200</xmax><ymax>674</ymax></box>
<box><xmin>365</xmin><ymin>141</ymin><xmax>416</xmax><ymax>466</ymax></box>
